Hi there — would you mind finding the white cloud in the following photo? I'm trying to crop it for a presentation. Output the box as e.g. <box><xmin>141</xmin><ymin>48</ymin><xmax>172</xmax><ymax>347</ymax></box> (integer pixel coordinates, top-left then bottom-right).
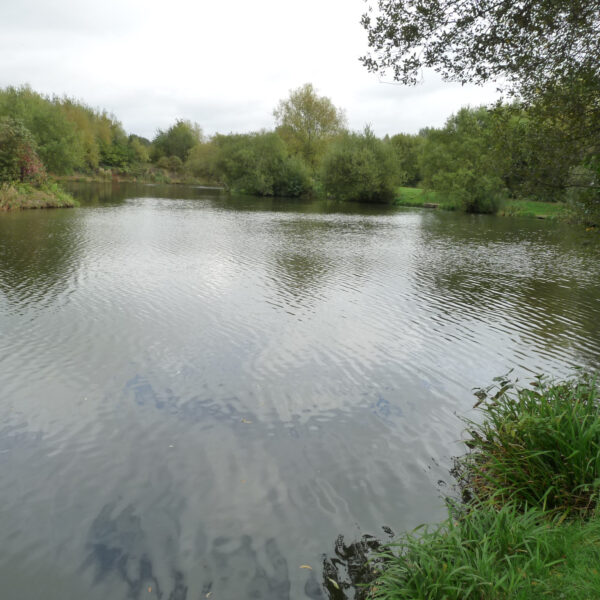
<box><xmin>0</xmin><ymin>0</ymin><xmax>500</xmax><ymax>139</ymax></box>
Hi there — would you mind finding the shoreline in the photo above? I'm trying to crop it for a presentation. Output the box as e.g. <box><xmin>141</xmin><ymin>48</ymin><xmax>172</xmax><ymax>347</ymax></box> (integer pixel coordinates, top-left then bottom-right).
<box><xmin>394</xmin><ymin>186</ymin><xmax>570</xmax><ymax>220</ymax></box>
<box><xmin>0</xmin><ymin>183</ymin><xmax>78</xmax><ymax>211</ymax></box>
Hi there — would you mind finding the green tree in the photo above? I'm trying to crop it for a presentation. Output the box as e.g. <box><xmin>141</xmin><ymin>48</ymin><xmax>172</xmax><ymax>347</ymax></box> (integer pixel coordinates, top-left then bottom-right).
<box><xmin>128</xmin><ymin>136</ymin><xmax>151</xmax><ymax>164</ymax></box>
<box><xmin>0</xmin><ymin>86</ymin><xmax>84</xmax><ymax>173</ymax></box>
<box><xmin>185</xmin><ymin>141</ymin><xmax>219</xmax><ymax>182</ymax></box>
<box><xmin>420</xmin><ymin>107</ymin><xmax>507</xmax><ymax>213</ymax></box>
<box><xmin>151</xmin><ymin>120</ymin><xmax>203</xmax><ymax>162</ymax></box>
<box><xmin>321</xmin><ymin>127</ymin><xmax>397</xmax><ymax>203</ymax></box>
<box><xmin>273</xmin><ymin>83</ymin><xmax>346</xmax><ymax>169</ymax></box>
<box><xmin>361</xmin><ymin>1</ymin><xmax>600</xmax><ymax>210</ymax></box>
<box><xmin>361</xmin><ymin>0</ymin><xmax>599</xmax><ymax>95</ymax></box>
<box><xmin>213</xmin><ymin>131</ymin><xmax>312</xmax><ymax>197</ymax></box>
<box><xmin>388</xmin><ymin>133</ymin><xmax>423</xmax><ymax>186</ymax></box>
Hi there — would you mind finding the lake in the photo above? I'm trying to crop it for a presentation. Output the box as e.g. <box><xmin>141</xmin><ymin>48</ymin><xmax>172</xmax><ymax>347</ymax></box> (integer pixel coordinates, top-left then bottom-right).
<box><xmin>0</xmin><ymin>182</ymin><xmax>599</xmax><ymax>599</ymax></box>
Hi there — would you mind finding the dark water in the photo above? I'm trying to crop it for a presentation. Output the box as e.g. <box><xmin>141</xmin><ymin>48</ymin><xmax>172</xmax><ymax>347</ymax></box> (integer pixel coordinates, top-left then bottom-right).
<box><xmin>0</xmin><ymin>182</ymin><xmax>599</xmax><ymax>599</ymax></box>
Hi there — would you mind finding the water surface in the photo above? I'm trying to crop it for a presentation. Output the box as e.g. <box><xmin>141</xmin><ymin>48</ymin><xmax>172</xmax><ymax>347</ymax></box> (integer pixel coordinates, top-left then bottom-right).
<box><xmin>1</xmin><ymin>182</ymin><xmax>599</xmax><ymax>598</ymax></box>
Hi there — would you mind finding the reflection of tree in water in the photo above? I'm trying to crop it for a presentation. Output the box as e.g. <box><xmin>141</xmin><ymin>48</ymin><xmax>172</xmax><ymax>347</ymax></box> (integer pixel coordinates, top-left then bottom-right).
<box><xmin>267</xmin><ymin>218</ymin><xmax>377</xmax><ymax>311</ymax></box>
<box><xmin>214</xmin><ymin>192</ymin><xmax>399</xmax><ymax>217</ymax></box>
<box><xmin>0</xmin><ymin>212</ymin><xmax>81</xmax><ymax>309</ymax></box>
<box><xmin>413</xmin><ymin>216</ymin><xmax>600</xmax><ymax>368</ymax></box>
<box><xmin>85</xmin><ymin>503</ymin><xmax>303</xmax><ymax>599</ymax></box>
<box><xmin>271</xmin><ymin>251</ymin><xmax>331</xmax><ymax>308</ymax></box>
<box><xmin>64</xmin><ymin>182</ymin><xmax>223</xmax><ymax>206</ymax></box>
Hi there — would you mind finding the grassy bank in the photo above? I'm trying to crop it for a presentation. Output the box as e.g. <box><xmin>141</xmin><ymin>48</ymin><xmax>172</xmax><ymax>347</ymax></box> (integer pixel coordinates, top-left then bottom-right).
<box><xmin>394</xmin><ymin>186</ymin><xmax>568</xmax><ymax>219</ymax></box>
<box><xmin>498</xmin><ymin>199</ymin><xmax>569</xmax><ymax>219</ymax></box>
<box><xmin>368</xmin><ymin>374</ymin><xmax>600</xmax><ymax>599</ymax></box>
<box><xmin>0</xmin><ymin>182</ymin><xmax>77</xmax><ymax>211</ymax></box>
<box><xmin>393</xmin><ymin>187</ymin><xmax>454</xmax><ymax>209</ymax></box>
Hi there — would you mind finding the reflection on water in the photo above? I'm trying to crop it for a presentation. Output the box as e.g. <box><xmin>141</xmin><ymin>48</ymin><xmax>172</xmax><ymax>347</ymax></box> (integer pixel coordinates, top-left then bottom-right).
<box><xmin>0</xmin><ymin>184</ymin><xmax>599</xmax><ymax>599</ymax></box>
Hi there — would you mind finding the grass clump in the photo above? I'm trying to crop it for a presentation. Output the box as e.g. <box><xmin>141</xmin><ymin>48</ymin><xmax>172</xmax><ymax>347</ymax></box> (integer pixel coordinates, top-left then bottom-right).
<box><xmin>0</xmin><ymin>182</ymin><xmax>77</xmax><ymax>210</ymax></box>
<box><xmin>458</xmin><ymin>373</ymin><xmax>600</xmax><ymax>517</ymax></box>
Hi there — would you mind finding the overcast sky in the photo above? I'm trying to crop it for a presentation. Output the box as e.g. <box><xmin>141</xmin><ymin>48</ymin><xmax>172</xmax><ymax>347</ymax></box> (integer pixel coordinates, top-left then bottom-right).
<box><xmin>0</xmin><ymin>0</ymin><xmax>500</xmax><ymax>140</ymax></box>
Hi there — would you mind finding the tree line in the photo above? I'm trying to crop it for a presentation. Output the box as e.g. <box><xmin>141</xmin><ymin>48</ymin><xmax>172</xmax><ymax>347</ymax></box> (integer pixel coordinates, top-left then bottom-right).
<box><xmin>0</xmin><ymin>82</ymin><xmax>597</xmax><ymax>220</ymax></box>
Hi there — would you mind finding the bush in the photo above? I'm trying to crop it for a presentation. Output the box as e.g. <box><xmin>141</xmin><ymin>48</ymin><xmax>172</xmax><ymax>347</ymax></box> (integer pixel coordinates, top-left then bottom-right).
<box><xmin>213</xmin><ymin>131</ymin><xmax>312</xmax><ymax>197</ymax></box>
<box><xmin>166</xmin><ymin>155</ymin><xmax>183</xmax><ymax>173</ymax></box>
<box><xmin>320</xmin><ymin>127</ymin><xmax>396</xmax><ymax>203</ymax></box>
<box><xmin>0</xmin><ymin>117</ymin><xmax>46</xmax><ymax>183</ymax></box>
<box><xmin>432</xmin><ymin>168</ymin><xmax>506</xmax><ymax>214</ymax></box>
<box><xmin>457</xmin><ymin>373</ymin><xmax>600</xmax><ymax>516</ymax></box>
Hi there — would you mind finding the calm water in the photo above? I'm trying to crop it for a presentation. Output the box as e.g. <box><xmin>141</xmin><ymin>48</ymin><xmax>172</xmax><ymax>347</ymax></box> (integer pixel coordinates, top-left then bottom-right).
<box><xmin>1</xmin><ymin>182</ymin><xmax>599</xmax><ymax>599</ymax></box>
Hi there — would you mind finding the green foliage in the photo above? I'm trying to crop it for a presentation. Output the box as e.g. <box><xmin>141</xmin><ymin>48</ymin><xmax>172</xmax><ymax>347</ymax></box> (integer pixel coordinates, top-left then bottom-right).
<box><xmin>185</xmin><ymin>141</ymin><xmax>219</xmax><ymax>182</ymax></box>
<box><xmin>0</xmin><ymin>181</ymin><xmax>77</xmax><ymax>210</ymax></box>
<box><xmin>212</xmin><ymin>131</ymin><xmax>312</xmax><ymax>197</ymax></box>
<box><xmin>0</xmin><ymin>117</ymin><xmax>46</xmax><ymax>183</ymax></box>
<box><xmin>166</xmin><ymin>155</ymin><xmax>183</xmax><ymax>173</ymax></box>
<box><xmin>361</xmin><ymin>1</ymin><xmax>600</xmax><ymax>213</ymax></box>
<box><xmin>420</xmin><ymin>107</ymin><xmax>507</xmax><ymax>213</ymax></box>
<box><xmin>151</xmin><ymin>120</ymin><xmax>203</xmax><ymax>162</ymax></box>
<box><xmin>361</xmin><ymin>0</ymin><xmax>600</xmax><ymax>98</ymax></box>
<box><xmin>128</xmin><ymin>136</ymin><xmax>151</xmax><ymax>163</ymax></box>
<box><xmin>274</xmin><ymin>83</ymin><xmax>346</xmax><ymax>169</ymax></box>
<box><xmin>458</xmin><ymin>374</ymin><xmax>600</xmax><ymax>517</ymax></box>
<box><xmin>0</xmin><ymin>86</ymin><xmax>144</xmax><ymax>174</ymax></box>
<box><xmin>371</xmin><ymin>502</ymin><xmax>600</xmax><ymax>600</ymax></box>
<box><xmin>388</xmin><ymin>133</ymin><xmax>423</xmax><ymax>186</ymax></box>
<box><xmin>320</xmin><ymin>127</ymin><xmax>396</xmax><ymax>203</ymax></box>
<box><xmin>0</xmin><ymin>86</ymin><xmax>83</xmax><ymax>173</ymax></box>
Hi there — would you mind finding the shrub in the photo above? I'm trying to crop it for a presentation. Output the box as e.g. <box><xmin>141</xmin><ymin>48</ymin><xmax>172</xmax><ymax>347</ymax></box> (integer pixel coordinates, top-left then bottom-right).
<box><xmin>0</xmin><ymin>117</ymin><xmax>46</xmax><ymax>183</ymax></box>
<box><xmin>213</xmin><ymin>131</ymin><xmax>312</xmax><ymax>197</ymax></box>
<box><xmin>167</xmin><ymin>155</ymin><xmax>183</xmax><ymax>173</ymax></box>
<box><xmin>432</xmin><ymin>168</ymin><xmax>506</xmax><ymax>214</ymax></box>
<box><xmin>320</xmin><ymin>127</ymin><xmax>396</xmax><ymax>203</ymax></box>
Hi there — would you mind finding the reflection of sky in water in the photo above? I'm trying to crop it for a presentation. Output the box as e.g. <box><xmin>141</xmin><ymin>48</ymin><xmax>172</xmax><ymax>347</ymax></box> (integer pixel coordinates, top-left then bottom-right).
<box><xmin>0</xmin><ymin>184</ymin><xmax>599</xmax><ymax>598</ymax></box>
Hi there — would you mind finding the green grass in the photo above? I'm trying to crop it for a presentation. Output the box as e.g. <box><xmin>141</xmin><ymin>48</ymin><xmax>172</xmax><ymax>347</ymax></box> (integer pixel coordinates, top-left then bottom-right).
<box><xmin>0</xmin><ymin>182</ymin><xmax>77</xmax><ymax>210</ymax></box>
<box><xmin>395</xmin><ymin>186</ymin><xmax>569</xmax><ymax>219</ymax></box>
<box><xmin>368</xmin><ymin>374</ymin><xmax>600</xmax><ymax>600</ymax></box>
<box><xmin>370</xmin><ymin>502</ymin><xmax>600</xmax><ymax>600</ymax></box>
<box><xmin>393</xmin><ymin>187</ymin><xmax>456</xmax><ymax>209</ymax></box>
<box><xmin>499</xmin><ymin>199</ymin><xmax>569</xmax><ymax>219</ymax></box>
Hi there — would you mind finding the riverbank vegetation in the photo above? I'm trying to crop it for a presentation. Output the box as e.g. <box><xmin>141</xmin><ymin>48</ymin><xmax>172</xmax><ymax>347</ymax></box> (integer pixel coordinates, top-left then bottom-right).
<box><xmin>0</xmin><ymin>80</ymin><xmax>597</xmax><ymax>221</ymax></box>
<box><xmin>0</xmin><ymin>114</ymin><xmax>76</xmax><ymax>210</ymax></box>
<box><xmin>366</xmin><ymin>374</ymin><xmax>600</xmax><ymax>599</ymax></box>
<box><xmin>0</xmin><ymin>182</ymin><xmax>77</xmax><ymax>211</ymax></box>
